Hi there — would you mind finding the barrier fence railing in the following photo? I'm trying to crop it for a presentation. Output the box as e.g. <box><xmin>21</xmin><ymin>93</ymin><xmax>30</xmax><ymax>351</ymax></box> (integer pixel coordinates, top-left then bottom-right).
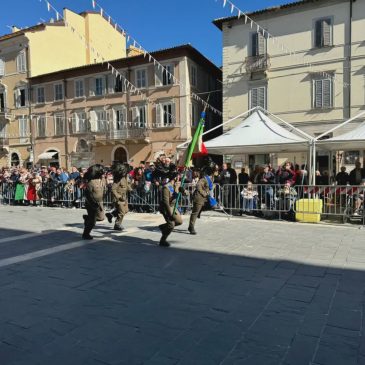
<box><xmin>0</xmin><ymin>181</ymin><xmax>364</xmax><ymax>225</ymax></box>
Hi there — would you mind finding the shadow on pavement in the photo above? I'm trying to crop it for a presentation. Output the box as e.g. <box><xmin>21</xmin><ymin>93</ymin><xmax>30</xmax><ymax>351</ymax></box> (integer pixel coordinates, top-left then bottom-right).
<box><xmin>0</xmin><ymin>226</ymin><xmax>364</xmax><ymax>365</ymax></box>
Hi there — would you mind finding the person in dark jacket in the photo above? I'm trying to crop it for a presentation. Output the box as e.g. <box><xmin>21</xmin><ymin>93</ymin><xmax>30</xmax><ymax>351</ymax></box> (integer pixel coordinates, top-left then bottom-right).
<box><xmin>349</xmin><ymin>161</ymin><xmax>365</xmax><ymax>185</ymax></box>
<box><xmin>260</xmin><ymin>165</ymin><xmax>276</xmax><ymax>209</ymax></box>
<box><xmin>277</xmin><ymin>161</ymin><xmax>296</xmax><ymax>186</ymax></box>
<box><xmin>82</xmin><ymin>164</ymin><xmax>105</xmax><ymax>240</ymax></box>
<box><xmin>335</xmin><ymin>166</ymin><xmax>350</xmax><ymax>185</ymax></box>
<box><xmin>238</xmin><ymin>168</ymin><xmax>249</xmax><ymax>186</ymax></box>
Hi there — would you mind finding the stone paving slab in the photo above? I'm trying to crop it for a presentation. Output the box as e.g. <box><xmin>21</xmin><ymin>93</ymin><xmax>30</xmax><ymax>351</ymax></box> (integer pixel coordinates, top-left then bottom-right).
<box><xmin>0</xmin><ymin>205</ymin><xmax>364</xmax><ymax>364</ymax></box>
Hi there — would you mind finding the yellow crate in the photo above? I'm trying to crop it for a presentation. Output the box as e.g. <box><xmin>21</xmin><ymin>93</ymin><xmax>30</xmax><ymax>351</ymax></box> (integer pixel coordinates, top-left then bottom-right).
<box><xmin>295</xmin><ymin>199</ymin><xmax>323</xmax><ymax>223</ymax></box>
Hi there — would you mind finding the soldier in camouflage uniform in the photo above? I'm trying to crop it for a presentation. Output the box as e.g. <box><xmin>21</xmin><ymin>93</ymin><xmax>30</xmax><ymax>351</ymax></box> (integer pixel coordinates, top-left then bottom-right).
<box><xmin>188</xmin><ymin>165</ymin><xmax>217</xmax><ymax>235</ymax></box>
<box><xmin>82</xmin><ymin>164</ymin><xmax>105</xmax><ymax>240</ymax></box>
<box><xmin>106</xmin><ymin>163</ymin><xmax>132</xmax><ymax>231</ymax></box>
<box><xmin>158</xmin><ymin>165</ymin><xmax>183</xmax><ymax>247</ymax></box>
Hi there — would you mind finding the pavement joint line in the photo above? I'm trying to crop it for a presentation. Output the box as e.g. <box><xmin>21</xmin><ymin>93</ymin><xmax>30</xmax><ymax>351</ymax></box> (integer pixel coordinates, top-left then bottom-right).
<box><xmin>0</xmin><ymin>221</ymin><xmax>161</xmax><ymax>268</ymax></box>
<box><xmin>0</xmin><ymin>238</ymin><xmax>104</xmax><ymax>269</ymax></box>
<box><xmin>0</xmin><ymin>226</ymin><xmax>77</xmax><ymax>244</ymax></box>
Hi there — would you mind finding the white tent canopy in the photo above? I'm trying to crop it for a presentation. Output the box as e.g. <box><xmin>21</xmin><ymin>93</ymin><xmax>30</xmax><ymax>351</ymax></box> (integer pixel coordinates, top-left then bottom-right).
<box><xmin>316</xmin><ymin>122</ymin><xmax>365</xmax><ymax>151</ymax></box>
<box><xmin>204</xmin><ymin>109</ymin><xmax>311</xmax><ymax>154</ymax></box>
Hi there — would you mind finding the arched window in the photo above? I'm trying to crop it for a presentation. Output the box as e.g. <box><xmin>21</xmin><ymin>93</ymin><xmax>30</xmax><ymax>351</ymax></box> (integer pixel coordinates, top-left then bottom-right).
<box><xmin>76</xmin><ymin>139</ymin><xmax>89</xmax><ymax>153</ymax></box>
<box><xmin>11</xmin><ymin>153</ymin><xmax>19</xmax><ymax>166</ymax></box>
<box><xmin>114</xmin><ymin>147</ymin><xmax>127</xmax><ymax>163</ymax></box>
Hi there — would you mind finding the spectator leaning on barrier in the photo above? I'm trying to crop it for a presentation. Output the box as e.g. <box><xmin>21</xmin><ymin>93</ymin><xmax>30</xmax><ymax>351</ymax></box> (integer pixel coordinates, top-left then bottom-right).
<box><xmin>353</xmin><ymin>179</ymin><xmax>365</xmax><ymax>216</ymax></box>
<box><xmin>260</xmin><ymin>165</ymin><xmax>276</xmax><ymax>209</ymax></box>
<box><xmin>240</xmin><ymin>181</ymin><xmax>258</xmax><ymax>214</ymax></box>
<box><xmin>277</xmin><ymin>161</ymin><xmax>296</xmax><ymax>186</ymax></box>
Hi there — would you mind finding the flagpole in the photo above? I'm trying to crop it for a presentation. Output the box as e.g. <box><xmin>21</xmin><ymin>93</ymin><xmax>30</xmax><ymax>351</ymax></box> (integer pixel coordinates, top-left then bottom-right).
<box><xmin>172</xmin><ymin>104</ymin><xmax>208</xmax><ymax>216</ymax></box>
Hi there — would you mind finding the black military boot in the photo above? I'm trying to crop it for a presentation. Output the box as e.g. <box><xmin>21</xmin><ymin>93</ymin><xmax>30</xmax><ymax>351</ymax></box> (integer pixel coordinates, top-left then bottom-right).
<box><xmin>159</xmin><ymin>235</ymin><xmax>170</xmax><ymax>247</ymax></box>
<box><xmin>106</xmin><ymin>212</ymin><xmax>113</xmax><ymax>224</ymax></box>
<box><xmin>158</xmin><ymin>223</ymin><xmax>167</xmax><ymax>232</ymax></box>
<box><xmin>188</xmin><ymin>226</ymin><xmax>197</xmax><ymax>235</ymax></box>
<box><xmin>113</xmin><ymin>224</ymin><xmax>124</xmax><ymax>231</ymax></box>
<box><xmin>82</xmin><ymin>228</ymin><xmax>93</xmax><ymax>240</ymax></box>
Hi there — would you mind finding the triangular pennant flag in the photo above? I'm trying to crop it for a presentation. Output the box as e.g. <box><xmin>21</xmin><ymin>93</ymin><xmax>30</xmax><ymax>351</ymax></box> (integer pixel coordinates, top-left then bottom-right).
<box><xmin>56</xmin><ymin>12</ymin><xmax>60</xmax><ymax>21</ymax></box>
<box><xmin>46</xmin><ymin>1</ymin><xmax>51</xmax><ymax>11</ymax></box>
<box><xmin>223</xmin><ymin>0</ymin><xmax>227</xmax><ymax>7</ymax></box>
<box><xmin>230</xmin><ymin>3</ymin><xmax>235</xmax><ymax>13</ymax></box>
<box><xmin>92</xmin><ymin>0</ymin><xmax>96</xmax><ymax>9</ymax></box>
<box><xmin>238</xmin><ymin>11</ymin><xmax>242</xmax><ymax>19</ymax></box>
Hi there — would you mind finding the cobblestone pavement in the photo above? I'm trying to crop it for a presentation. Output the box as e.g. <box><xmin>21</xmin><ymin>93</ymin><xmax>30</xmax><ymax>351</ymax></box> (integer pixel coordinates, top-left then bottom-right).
<box><xmin>0</xmin><ymin>205</ymin><xmax>364</xmax><ymax>365</ymax></box>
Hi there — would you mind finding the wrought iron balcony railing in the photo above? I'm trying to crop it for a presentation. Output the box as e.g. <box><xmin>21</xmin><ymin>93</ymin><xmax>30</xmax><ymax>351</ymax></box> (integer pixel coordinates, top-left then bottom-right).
<box><xmin>108</xmin><ymin>128</ymin><xmax>149</xmax><ymax>140</ymax></box>
<box><xmin>0</xmin><ymin>137</ymin><xmax>9</xmax><ymax>147</ymax></box>
<box><xmin>245</xmin><ymin>54</ymin><xmax>270</xmax><ymax>73</ymax></box>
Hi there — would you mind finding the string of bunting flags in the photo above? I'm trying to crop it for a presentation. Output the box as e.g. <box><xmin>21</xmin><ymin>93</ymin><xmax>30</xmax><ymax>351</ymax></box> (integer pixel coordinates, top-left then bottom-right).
<box><xmin>37</xmin><ymin>0</ymin><xmax>179</xmax><ymax>123</ymax></box>
<box><xmin>217</xmin><ymin>0</ymin><xmax>350</xmax><ymax>88</ymax></box>
<box><xmin>90</xmin><ymin>0</ymin><xmax>222</xmax><ymax>115</ymax></box>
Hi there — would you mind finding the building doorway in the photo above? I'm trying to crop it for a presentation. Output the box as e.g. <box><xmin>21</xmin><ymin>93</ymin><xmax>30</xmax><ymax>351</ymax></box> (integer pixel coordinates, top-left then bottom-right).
<box><xmin>114</xmin><ymin>147</ymin><xmax>127</xmax><ymax>163</ymax></box>
<box><xmin>11</xmin><ymin>153</ymin><xmax>20</xmax><ymax>166</ymax></box>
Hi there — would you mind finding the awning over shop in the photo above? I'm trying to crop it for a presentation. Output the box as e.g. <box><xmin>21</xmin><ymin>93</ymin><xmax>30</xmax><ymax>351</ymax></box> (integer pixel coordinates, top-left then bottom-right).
<box><xmin>204</xmin><ymin>110</ymin><xmax>310</xmax><ymax>154</ymax></box>
<box><xmin>38</xmin><ymin>152</ymin><xmax>57</xmax><ymax>160</ymax></box>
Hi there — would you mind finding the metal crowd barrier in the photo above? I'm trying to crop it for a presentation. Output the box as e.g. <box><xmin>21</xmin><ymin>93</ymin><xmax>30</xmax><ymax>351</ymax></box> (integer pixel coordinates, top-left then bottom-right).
<box><xmin>220</xmin><ymin>183</ymin><xmax>365</xmax><ymax>224</ymax></box>
<box><xmin>0</xmin><ymin>181</ymin><xmax>364</xmax><ymax>224</ymax></box>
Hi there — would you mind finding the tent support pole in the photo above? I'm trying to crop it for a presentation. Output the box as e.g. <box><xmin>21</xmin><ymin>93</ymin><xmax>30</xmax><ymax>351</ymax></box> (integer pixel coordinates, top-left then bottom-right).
<box><xmin>308</xmin><ymin>141</ymin><xmax>313</xmax><ymax>185</ymax></box>
<box><xmin>312</xmin><ymin>142</ymin><xmax>317</xmax><ymax>185</ymax></box>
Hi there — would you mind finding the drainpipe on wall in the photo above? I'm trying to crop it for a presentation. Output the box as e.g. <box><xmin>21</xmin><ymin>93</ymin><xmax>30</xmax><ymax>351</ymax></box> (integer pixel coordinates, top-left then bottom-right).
<box><xmin>126</xmin><ymin>67</ymin><xmax>131</xmax><ymax>163</ymax></box>
<box><xmin>347</xmin><ymin>0</ymin><xmax>353</xmax><ymax>119</ymax></box>
<box><xmin>63</xmin><ymin>79</ymin><xmax>69</xmax><ymax>170</ymax></box>
<box><xmin>26</xmin><ymin>46</ymin><xmax>34</xmax><ymax>168</ymax></box>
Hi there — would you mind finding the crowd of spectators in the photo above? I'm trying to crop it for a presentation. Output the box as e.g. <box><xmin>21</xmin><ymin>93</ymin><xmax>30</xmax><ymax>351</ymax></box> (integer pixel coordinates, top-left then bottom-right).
<box><xmin>0</xmin><ymin>157</ymin><xmax>364</xmax><ymax>216</ymax></box>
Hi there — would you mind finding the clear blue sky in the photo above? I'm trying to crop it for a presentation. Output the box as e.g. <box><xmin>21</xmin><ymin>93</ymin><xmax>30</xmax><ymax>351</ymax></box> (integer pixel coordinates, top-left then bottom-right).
<box><xmin>1</xmin><ymin>0</ymin><xmax>283</xmax><ymax>66</ymax></box>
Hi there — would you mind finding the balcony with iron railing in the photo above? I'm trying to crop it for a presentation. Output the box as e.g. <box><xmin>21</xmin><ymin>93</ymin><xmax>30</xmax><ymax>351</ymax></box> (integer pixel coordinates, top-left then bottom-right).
<box><xmin>0</xmin><ymin>136</ymin><xmax>9</xmax><ymax>147</ymax></box>
<box><xmin>245</xmin><ymin>54</ymin><xmax>270</xmax><ymax>74</ymax></box>
<box><xmin>0</xmin><ymin>108</ymin><xmax>13</xmax><ymax>121</ymax></box>
<box><xmin>108</xmin><ymin>128</ymin><xmax>149</xmax><ymax>140</ymax></box>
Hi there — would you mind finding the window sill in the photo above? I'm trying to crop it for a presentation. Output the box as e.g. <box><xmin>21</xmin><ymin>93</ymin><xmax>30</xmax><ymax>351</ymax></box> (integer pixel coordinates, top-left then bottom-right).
<box><xmin>311</xmin><ymin>45</ymin><xmax>334</xmax><ymax>51</ymax></box>
<box><xmin>88</xmin><ymin>95</ymin><xmax>106</xmax><ymax>99</ymax></box>
<box><xmin>311</xmin><ymin>107</ymin><xmax>334</xmax><ymax>112</ymax></box>
<box><xmin>53</xmin><ymin>99</ymin><xmax>64</xmax><ymax>103</ymax></box>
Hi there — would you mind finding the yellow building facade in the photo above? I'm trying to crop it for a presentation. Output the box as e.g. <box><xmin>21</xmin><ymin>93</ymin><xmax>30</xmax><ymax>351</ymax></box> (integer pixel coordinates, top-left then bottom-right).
<box><xmin>0</xmin><ymin>8</ymin><xmax>126</xmax><ymax>167</ymax></box>
<box><xmin>214</xmin><ymin>0</ymin><xmax>365</xmax><ymax>174</ymax></box>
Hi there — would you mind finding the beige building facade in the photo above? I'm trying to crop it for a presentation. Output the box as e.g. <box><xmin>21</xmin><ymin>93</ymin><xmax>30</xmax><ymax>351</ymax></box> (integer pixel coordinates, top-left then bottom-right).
<box><xmin>28</xmin><ymin>45</ymin><xmax>222</xmax><ymax>168</ymax></box>
<box><xmin>0</xmin><ymin>8</ymin><xmax>126</xmax><ymax>168</ymax></box>
<box><xmin>214</xmin><ymin>0</ymin><xmax>365</xmax><ymax>173</ymax></box>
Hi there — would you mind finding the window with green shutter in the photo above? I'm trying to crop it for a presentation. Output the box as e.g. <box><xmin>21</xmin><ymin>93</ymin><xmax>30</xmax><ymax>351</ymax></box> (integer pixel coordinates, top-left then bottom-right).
<box><xmin>314</xmin><ymin>18</ymin><xmax>332</xmax><ymax>48</ymax></box>
<box><xmin>250</xmin><ymin>86</ymin><xmax>266</xmax><ymax>109</ymax></box>
<box><xmin>251</xmin><ymin>32</ymin><xmax>266</xmax><ymax>56</ymax></box>
<box><xmin>313</xmin><ymin>78</ymin><xmax>333</xmax><ymax>108</ymax></box>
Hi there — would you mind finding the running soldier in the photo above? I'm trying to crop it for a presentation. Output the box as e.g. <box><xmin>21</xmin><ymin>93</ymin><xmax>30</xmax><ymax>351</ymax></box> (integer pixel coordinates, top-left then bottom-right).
<box><xmin>82</xmin><ymin>164</ymin><xmax>105</xmax><ymax>240</ymax></box>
